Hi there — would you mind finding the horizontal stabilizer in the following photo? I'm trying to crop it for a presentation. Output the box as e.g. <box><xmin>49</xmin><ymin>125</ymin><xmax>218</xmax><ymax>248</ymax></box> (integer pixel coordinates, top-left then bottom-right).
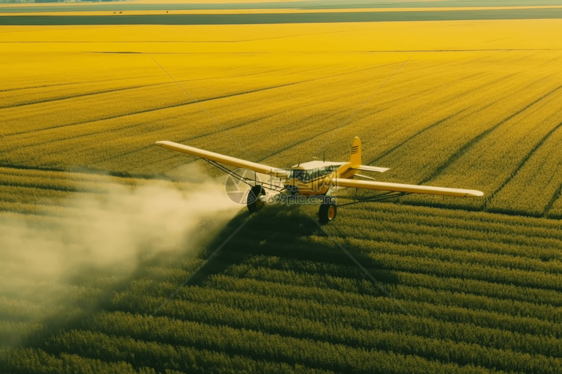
<box><xmin>352</xmin><ymin>165</ymin><xmax>390</xmax><ymax>173</ymax></box>
<box><xmin>354</xmin><ymin>174</ymin><xmax>377</xmax><ymax>181</ymax></box>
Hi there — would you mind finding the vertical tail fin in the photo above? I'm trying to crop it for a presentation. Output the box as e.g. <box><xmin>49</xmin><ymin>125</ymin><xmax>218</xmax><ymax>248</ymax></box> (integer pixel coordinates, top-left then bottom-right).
<box><xmin>350</xmin><ymin>137</ymin><xmax>361</xmax><ymax>167</ymax></box>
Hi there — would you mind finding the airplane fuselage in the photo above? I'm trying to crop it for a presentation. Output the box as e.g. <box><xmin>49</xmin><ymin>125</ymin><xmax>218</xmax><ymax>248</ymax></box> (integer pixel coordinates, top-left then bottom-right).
<box><xmin>283</xmin><ymin>161</ymin><xmax>358</xmax><ymax>197</ymax></box>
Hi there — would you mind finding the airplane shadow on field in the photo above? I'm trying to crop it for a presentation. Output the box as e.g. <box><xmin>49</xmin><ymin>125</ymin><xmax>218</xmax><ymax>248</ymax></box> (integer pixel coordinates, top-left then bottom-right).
<box><xmin>189</xmin><ymin>204</ymin><xmax>401</xmax><ymax>289</ymax></box>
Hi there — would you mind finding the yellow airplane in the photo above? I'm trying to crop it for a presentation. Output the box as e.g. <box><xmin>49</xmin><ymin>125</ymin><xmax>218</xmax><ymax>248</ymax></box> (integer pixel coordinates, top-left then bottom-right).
<box><xmin>156</xmin><ymin>137</ymin><xmax>483</xmax><ymax>224</ymax></box>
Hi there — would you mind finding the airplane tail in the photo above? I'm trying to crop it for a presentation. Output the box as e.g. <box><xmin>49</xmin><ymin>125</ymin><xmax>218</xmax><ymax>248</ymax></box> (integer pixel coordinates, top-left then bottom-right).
<box><xmin>350</xmin><ymin>137</ymin><xmax>361</xmax><ymax>168</ymax></box>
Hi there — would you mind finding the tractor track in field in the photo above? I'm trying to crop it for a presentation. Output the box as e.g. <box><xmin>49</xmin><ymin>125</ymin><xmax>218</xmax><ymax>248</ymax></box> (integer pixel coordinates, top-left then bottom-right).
<box><xmin>131</xmin><ymin>103</ymin><xmax>380</xmax><ymax>173</ymax></box>
<box><xmin>350</xmin><ymin>63</ymin><xmax>525</xmax><ymax>163</ymax></box>
<box><xmin>0</xmin><ymin>80</ymin><xmax>312</xmax><ymax>141</ymax></box>
<box><xmin>367</xmin><ymin>109</ymin><xmax>468</xmax><ymax>165</ymax></box>
<box><xmin>97</xmin><ymin>75</ymin><xmax>562</xmax><ymax>190</ymax></box>
<box><xmin>311</xmin><ymin>69</ymin><xmax>500</xmax><ymax>160</ymax></box>
<box><xmin>0</xmin><ymin>60</ymin><xmax>454</xmax><ymax>160</ymax></box>
<box><xmin>92</xmin><ymin>113</ymin><xmax>277</xmax><ymax>168</ymax></box>
<box><xmin>0</xmin><ymin>197</ymin><xmax>66</xmax><ymax>211</ymax></box>
<box><xmin>78</xmin><ymin>98</ymin><xmax>371</xmax><ymax>170</ymax></box>
<box><xmin>16</xmin><ymin>64</ymin><xmax>407</xmax><ymax>167</ymax></box>
<box><xmin>0</xmin><ymin>163</ymin><xmax>167</xmax><ymax>181</ymax></box>
<box><xmin>0</xmin><ymin>82</ymin><xmax>175</xmax><ymax>110</ymax></box>
<box><xmin>0</xmin><ymin>73</ymin><xmax>166</xmax><ymax>96</ymax></box>
<box><xmin>0</xmin><ymin>65</ymin><xmax>342</xmax><ymax>110</ymax></box>
<box><xmin>16</xmin><ymin>81</ymin><xmax>357</xmax><ymax>168</ymax></box>
<box><xmin>95</xmin><ymin>82</ymin><xmax>469</xmax><ymax>171</ymax></box>
<box><xmin>366</xmin><ymin>72</ymin><xmax>522</xmax><ymax>166</ymax></box>
<box><xmin>544</xmin><ymin>184</ymin><xmax>562</xmax><ymax>219</ymax></box>
<box><xmin>1</xmin><ymin>120</ymin><xmax>165</xmax><ymax>161</ymax></box>
<box><xmin>0</xmin><ymin>180</ymin><xmax>90</xmax><ymax>194</ymax></box>
<box><xmin>419</xmin><ymin>83</ymin><xmax>562</xmax><ymax>186</ymax></box>
<box><xmin>485</xmin><ymin>121</ymin><xmax>562</xmax><ymax>211</ymax></box>
<box><xmin>1</xmin><ymin>63</ymin><xmax>389</xmax><ymax>141</ymax></box>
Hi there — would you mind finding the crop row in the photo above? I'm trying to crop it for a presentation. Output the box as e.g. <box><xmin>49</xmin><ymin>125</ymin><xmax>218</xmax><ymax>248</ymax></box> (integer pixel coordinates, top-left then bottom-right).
<box><xmin>47</xmin><ymin>329</ymin><xmax>333</xmax><ymax>374</ymax></box>
<box><xmin>345</xmin><ymin>202</ymin><xmax>562</xmax><ymax>231</ymax></box>
<box><xmin>113</xmin><ymin>269</ymin><xmax>562</xmax><ymax>354</ymax></box>
<box><xmin>333</xmin><ymin>214</ymin><xmax>562</xmax><ymax>250</ymax></box>
<box><xmin>208</xmin><ymin>265</ymin><xmax>562</xmax><ymax>322</ymax></box>
<box><xmin>205</xmin><ymin>268</ymin><xmax>562</xmax><ymax>336</ymax></box>
<box><xmin>221</xmin><ymin>231</ymin><xmax>562</xmax><ymax>293</ymax></box>
<box><xmin>121</xmin><ymin>267</ymin><xmax>562</xmax><ymax>323</ymax></box>
<box><xmin>246</xmin><ymin>209</ymin><xmax>562</xmax><ymax>262</ymax></box>
<box><xmin>210</xmin><ymin>251</ymin><xmax>562</xmax><ymax>307</ymax></box>
<box><xmin>106</xmin><ymin>293</ymin><xmax>561</xmax><ymax>373</ymax></box>
<box><xmin>85</xmin><ymin>311</ymin><xmax>495</xmax><ymax>374</ymax></box>
<box><xmin>111</xmin><ymin>285</ymin><xmax>562</xmax><ymax>358</ymax></box>
<box><xmin>338</xmin><ymin>204</ymin><xmax>562</xmax><ymax>240</ymax></box>
<box><xmin>1</xmin><ymin>348</ymin><xmax>156</xmax><ymax>374</ymax></box>
<box><xmin>336</xmin><ymin>235</ymin><xmax>562</xmax><ymax>274</ymax></box>
<box><xmin>223</xmin><ymin>219</ymin><xmax>561</xmax><ymax>276</ymax></box>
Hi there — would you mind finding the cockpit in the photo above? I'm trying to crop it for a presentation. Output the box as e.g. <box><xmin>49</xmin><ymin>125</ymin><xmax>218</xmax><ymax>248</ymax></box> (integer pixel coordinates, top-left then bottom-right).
<box><xmin>288</xmin><ymin>165</ymin><xmax>338</xmax><ymax>183</ymax></box>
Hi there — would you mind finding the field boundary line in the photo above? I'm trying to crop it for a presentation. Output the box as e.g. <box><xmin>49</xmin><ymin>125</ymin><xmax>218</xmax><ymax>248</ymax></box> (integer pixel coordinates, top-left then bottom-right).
<box><xmin>308</xmin><ymin>216</ymin><xmax>410</xmax><ymax>316</ymax></box>
<box><xmin>311</xmin><ymin>53</ymin><xmax>414</xmax><ymax>157</ymax></box>
<box><xmin>151</xmin><ymin>214</ymin><xmax>252</xmax><ymax>316</ymax></box>
<box><xmin>147</xmin><ymin>53</ymin><xmax>255</xmax><ymax>161</ymax></box>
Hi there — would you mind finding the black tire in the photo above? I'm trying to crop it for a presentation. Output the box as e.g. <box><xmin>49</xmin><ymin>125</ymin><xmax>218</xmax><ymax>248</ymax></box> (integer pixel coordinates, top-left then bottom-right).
<box><xmin>319</xmin><ymin>199</ymin><xmax>337</xmax><ymax>224</ymax></box>
<box><xmin>247</xmin><ymin>185</ymin><xmax>266</xmax><ymax>213</ymax></box>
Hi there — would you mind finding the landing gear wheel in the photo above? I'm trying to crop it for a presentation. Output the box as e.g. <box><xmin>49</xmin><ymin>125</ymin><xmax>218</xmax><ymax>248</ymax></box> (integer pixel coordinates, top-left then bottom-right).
<box><xmin>247</xmin><ymin>185</ymin><xmax>266</xmax><ymax>213</ymax></box>
<box><xmin>319</xmin><ymin>198</ymin><xmax>337</xmax><ymax>225</ymax></box>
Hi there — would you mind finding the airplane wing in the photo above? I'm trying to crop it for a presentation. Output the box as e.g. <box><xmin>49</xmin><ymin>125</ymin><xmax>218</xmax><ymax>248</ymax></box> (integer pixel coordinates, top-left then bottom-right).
<box><xmin>332</xmin><ymin>178</ymin><xmax>484</xmax><ymax>197</ymax></box>
<box><xmin>156</xmin><ymin>141</ymin><xmax>289</xmax><ymax>178</ymax></box>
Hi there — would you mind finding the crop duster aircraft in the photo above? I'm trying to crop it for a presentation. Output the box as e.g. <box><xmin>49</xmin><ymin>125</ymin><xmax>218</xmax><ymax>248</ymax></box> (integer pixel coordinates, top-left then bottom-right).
<box><xmin>157</xmin><ymin>137</ymin><xmax>483</xmax><ymax>224</ymax></box>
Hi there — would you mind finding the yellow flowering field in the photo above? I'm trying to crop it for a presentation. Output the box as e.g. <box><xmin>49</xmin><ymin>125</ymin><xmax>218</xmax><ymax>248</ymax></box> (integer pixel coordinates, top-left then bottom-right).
<box><xmin>2</xmin><ymin>19</ymin><xmax>562</xmax><ymax>374</ymax></box>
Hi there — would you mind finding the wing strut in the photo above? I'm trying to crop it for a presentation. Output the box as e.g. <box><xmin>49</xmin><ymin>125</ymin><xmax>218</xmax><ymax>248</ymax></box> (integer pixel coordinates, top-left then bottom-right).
<box><xmin>336</xmin><ymin>191</ymin><xmax>409</xmax><ymax>207</ymax></box>
<box><xmin>203</xmin><ymin>159</ymin><xmax>286</xmax><ymax>193</ymax></box>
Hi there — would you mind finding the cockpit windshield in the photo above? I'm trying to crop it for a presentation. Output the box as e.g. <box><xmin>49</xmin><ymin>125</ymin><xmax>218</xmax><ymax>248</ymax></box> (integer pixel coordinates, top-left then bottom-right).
<box><xmin>288</xmin><ymin>166</ymin><xmax>337</xmax><ymax>182</ymax></box>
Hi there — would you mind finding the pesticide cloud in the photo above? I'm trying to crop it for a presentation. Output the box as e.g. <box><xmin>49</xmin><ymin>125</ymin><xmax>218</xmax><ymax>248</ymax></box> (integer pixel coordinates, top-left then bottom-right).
<box><xmin>0</xmin><ymin>179</ymin><xmax>241</xmax><ymax>343</ymax></box>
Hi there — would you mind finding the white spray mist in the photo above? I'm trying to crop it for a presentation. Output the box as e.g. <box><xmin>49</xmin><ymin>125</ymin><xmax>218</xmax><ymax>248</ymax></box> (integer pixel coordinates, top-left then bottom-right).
<box><xmin>0</xmin><ymin>178</ymin><xmax>241</xmax><ymax>346</ymax></box>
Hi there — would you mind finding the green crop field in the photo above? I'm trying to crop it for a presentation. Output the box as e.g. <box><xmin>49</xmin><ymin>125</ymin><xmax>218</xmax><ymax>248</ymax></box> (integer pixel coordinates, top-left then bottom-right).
<box><xmin>4</xmin><ymin>9</ymin><xmax>562</xmax><ymax>25</ymax></box>
<box><xmin>1</xmin><ymin>3</ymin><xmax>562</xmax><ymax>374</ymax></box>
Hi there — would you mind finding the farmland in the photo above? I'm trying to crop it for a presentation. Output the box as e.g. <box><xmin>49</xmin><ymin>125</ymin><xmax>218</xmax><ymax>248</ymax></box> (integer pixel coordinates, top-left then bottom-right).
<box><xmin>1</xmin><ymin>13</ymin><xmax>562</xmax><ymax>374</ymax></box>
<box><xmin>4</xmin><ymin>8</ymin><xmax>562</xmax><ymax>25</ymax></box>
